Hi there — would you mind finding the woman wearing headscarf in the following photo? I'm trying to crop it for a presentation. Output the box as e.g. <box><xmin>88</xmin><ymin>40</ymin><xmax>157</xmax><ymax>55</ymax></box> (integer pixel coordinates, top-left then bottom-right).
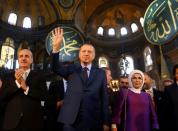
<box><xmin>111</xmin><ymin>70</ymin><xmax>159</xmax><ymax>131</ymax></box>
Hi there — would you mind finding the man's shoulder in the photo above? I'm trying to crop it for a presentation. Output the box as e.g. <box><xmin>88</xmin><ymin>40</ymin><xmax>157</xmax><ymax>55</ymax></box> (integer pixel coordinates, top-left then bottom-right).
<box><xmin>91</xmin><ymin>65</ymin><xmax>103</xmax><ymax>71</ymax></box>
<box><xmin>153</xmin><ymin>88</ymin><xmax>163</xmax><ymax>93</ymax></box>
<box><xmin>29</xmin><ymin>70</ymin><xmax>47</xmax><ymax>81</ymax></box>
<box><xmin>166</xmin><ymin>83</ymin><xmax>178</xmax><ymax>91</ymax></box>
<box><xmin>92</xmin><ymin>66</ymin><xmax>105</xmax><ymax>75</ymax></box>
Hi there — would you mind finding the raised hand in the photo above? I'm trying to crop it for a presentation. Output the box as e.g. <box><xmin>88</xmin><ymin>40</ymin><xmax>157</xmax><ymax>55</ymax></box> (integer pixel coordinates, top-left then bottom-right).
<box><xmin>52</xmin><ymin>27</ymin><xmax>64</xmax><ymax>52</ymax></box>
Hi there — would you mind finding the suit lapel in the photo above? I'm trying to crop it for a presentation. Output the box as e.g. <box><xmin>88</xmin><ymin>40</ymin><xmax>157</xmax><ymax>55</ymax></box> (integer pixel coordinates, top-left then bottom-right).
<box><xmin>76</xmin><ymin>64</ymin><xmax>85</xmax><ymax>83</ymax></box>
<box><xmin>76</xmin><ymin>64</ymin><xmax>97</xmax><ymax>86</ymax></box>
<box><xmin>26</xmin><ymin>71</ymin><xmax>35</xmax><ymax>86</ymax></box>
<box><xmin>87</xmin><ymin>66</ymin><xmax>97</xmax><ymax>86</ymax></box>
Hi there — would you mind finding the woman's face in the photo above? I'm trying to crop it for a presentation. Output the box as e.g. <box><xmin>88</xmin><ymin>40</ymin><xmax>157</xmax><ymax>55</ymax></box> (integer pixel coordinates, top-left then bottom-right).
<box><xmin>175</xmin><ymin>68</ymin><xmax>178</xmax><ymax>81</ymax></box>
<box><xmin>131</xmin><ymin>73</ymin><xmax>143</xmax><ymax>89</ymax></box>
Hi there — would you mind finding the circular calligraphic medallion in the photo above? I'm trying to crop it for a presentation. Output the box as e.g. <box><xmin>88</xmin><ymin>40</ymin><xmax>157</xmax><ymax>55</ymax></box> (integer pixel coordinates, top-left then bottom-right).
<box><xmin>143</xmin><ymin>0</ymin><xmax>178</xmax><ymax>45</ymax></box>
<box><xmin>46</xmin><ymin>26</ymin><xmax>84</xmax><ymax>62</ymax></box>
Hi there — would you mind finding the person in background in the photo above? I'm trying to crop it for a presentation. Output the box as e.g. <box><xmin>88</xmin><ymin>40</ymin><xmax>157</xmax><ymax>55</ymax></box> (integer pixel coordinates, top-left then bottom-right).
<box><xmin>102</xmin><ymin>67</ymin><xmax>114</xmax><ymax>128</ymax></box>
<box><xmin>118</xmin><ymin>76</ymin><xmax>129</xmax><ymax>89</ymax></box>
<box><xmin>164</xmin><ymin>64</ymin><xmax>178</xmax><ymax>131</ymax></box>
<box><xmin>51</xmin><ymin>27</ymin><xmax>110</xmax><ymax>131</ymax></box>
<box><xmin>102</xmin><ymin>67</ymin><xmax>112</xmax><ymax>87</ymax></box>
<box><xmin>0</xmin><ymin>49</ymin><xmax>47</xmax><ymax>131</ymax></box>
<box><xmin>162</xmin><ymin>78</ymin><xmax>173</xmax><ymax>89</ymax></box>
<box><xmin>143</xmin><ymin>73</ymin><xmax>165</xmax><ymax>131</ymax></box>
<box><xmin>112</xmin><ymin>70</ymin><xmax>159</xmax><ymax>131</ymax></box>
<box><xmin>44</xmin><ymin>76</ymin><xmax>67</xmax><ymax>131</ymax></box>
<box><xmin>0</xmin><ymin>77</ymin><xmax>4</xmax><ymax>131</ymax></box>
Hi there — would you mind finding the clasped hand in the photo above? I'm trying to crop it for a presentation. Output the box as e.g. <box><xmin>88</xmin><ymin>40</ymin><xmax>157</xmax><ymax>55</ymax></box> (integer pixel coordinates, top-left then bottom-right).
<box><xmin>15</xmin><ymin>69</ymin><xmax>27</xmax><ymax>91</ymax></box>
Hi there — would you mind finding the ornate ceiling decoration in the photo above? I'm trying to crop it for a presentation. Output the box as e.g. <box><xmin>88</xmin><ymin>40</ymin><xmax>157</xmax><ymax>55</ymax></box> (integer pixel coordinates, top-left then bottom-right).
<box><xmin>0</xmin><ymin>0</ymin><xmax>153</xmax><ymax>47</ymax></box>
<box><xmin>58</xmin><ymin>0</ymin><xmax>74</xmax><ymax>9</ymax></box>
<box><xmin>0</xmin><ymin>0</ymin><xmax>58</xmax><ymax>27</ymax></box>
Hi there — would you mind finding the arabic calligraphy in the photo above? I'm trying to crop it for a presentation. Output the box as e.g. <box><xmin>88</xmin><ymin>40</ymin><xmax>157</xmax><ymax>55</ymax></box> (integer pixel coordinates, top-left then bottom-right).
<box><xmin>143</xmin><ymin>0</ymin><xmax>178</xmax><ymax>45</ymax></box>
<box><xmin>46</xmin><ymin>26</ymin><xmax>84</xmax><ymax>62</ymax></box>
<box><xmin>175</xmin><ymin>8</ymin><xmax>178</xmax><ymax>21</ymax></box>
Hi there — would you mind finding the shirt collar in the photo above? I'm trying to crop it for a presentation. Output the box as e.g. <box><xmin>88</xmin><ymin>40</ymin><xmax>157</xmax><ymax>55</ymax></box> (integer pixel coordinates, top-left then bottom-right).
<box><xmin>25</xmin><ymin>69</ymin><xmax>30</xmax><ymax>76</ymax></box>
<box><xmin>81</xmin><ymin>63</ymin><xmax>92</xmax><ymax>71</ymax></box>
<box><xmin>145</xmin><ymin>87</ymin><xmax>153</xmax><ymax>93</ymax></box>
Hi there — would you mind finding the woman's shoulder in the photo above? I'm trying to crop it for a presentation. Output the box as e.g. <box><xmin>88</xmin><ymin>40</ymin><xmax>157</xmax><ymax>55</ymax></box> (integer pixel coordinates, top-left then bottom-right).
<box><xmin>140</xmin><ymin>91</ymin><xmax>150</xmax><ymax>96</ymax></box>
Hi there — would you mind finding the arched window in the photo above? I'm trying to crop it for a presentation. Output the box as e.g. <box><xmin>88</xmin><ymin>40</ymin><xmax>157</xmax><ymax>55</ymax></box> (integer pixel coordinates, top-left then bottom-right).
<box><xmin>131</xmin><ymin>23</ymin><xmax>138</xmax><ymax>33</ymax></box>
<box><xmin>120</xmin><ymin>27</ymin><xmax>128</xmax><ymax>36</ymax></box>
<box><xmin>0</xmin><ymin>37</ymin><xmax>15</xmax><ymax>69</ymax></box>
<box><xmin>108</xmin><ymin>28</ymin><xmax>115</xmax><ymax>36</ymax></box>
<box><xmin>8</xmin><ymin>13</ymin><xmax>17</xmax><ymax>25</ymax></box>
<box><xmin>98</xmin><ymin>57</ymin><xmax>109</xmax><ymax>68</ymax></box>
<box><xmin>118</xmin><ymin>55</ymin><xmax>134</xmax><ymax>75</ymax></box>
<box><xmin>140</xmin><ymin>17</ymin><xmax>144</xmax><ymax>27</ymax></box>
<box><xmin>23</xmin><ymin>17</ymin><xmax>31</xmax><ymax>28</ymax></box>
<box><xmin>144</xmin><ymin>46</ymin><xmax>153</xmax><ymax>71</ymax></box>
<box><xmin>97</xmin><ymin>27</ymin><xmax>104</xmax><ymax>36</ymax></box>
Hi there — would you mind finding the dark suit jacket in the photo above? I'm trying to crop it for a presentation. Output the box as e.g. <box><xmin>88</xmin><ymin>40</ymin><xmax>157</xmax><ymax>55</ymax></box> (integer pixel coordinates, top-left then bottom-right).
<box><xmin>0</xmin><ymin>70</ymin><xmax>47</xmax><ymax>130</ymax></box>
<box><xmin>142</xmin><ymin>88</ymin><xmax>165</xmax><ymax>131</ymax></box>
<box><xmin>153</xmin><ymin>88</ymin><xmax>165</xmax><ymax>131</ymax></box>
<box><xmin>164</xmin><ymin>83</ymin><xmax>178</xmax><ymax>131</ymax></box>
<box><xmin>45</xmin><ymin>80</ymin><xmax>65</xmax><ymax>110</ymax></box>
<box><xmin>52</xmin><ymin>53</ymin><xmax>110</xmax><ymax>128</ymax></box>
<box><xmin>0</xmin><ymin>96</ymin><xmax>5</xmax><ymax>131</ymax></box>
<box><xmin>44</xmin><ymin>80</ymin><xmax>65</xmax><ymax>131</ymax></box>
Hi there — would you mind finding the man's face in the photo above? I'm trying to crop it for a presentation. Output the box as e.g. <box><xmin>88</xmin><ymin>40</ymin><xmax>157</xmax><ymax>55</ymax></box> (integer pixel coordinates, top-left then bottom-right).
<box><xmin>106</xmin><ymin>70</ymin><xmax>112</xmax><ymax>84</ymax></box>
<box><xmin>79</xmin><ymin>44</ymin><xmax>95</xmax><ymax>65</ymax></box>
<box><xmin>18</xmin><ymin>49</ymin><xmax>33</xmax><ymax>70</ymax></box>
<box><xmin>119</xmin><ymin>78</ymin><xmax>128</xmax><ymax>88</ymax></box>
<box><xmin>144</xmin><ymin>74</ymin><xmax>152</xmax><ymax>89</ymax></box>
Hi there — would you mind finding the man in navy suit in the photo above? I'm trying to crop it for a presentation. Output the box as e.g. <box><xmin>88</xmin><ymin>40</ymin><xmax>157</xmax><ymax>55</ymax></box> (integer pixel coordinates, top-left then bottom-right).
<box><xmin>51</xmin><ymin>27</ymin><xmax>110</xmax><ymax>131</ymax></box>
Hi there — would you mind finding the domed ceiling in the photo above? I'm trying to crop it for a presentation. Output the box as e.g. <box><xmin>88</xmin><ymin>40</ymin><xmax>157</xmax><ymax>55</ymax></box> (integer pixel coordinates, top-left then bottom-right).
<box><xmin>0</xmin><ymin>0</ymin><xmax>152</xmax><ymax>46</ymax></box>
<box><xmin>0</xmin><ymin>0</ymin><xmax>151</xmax><ymax>27</ymax></box>
<box><xmin>85</xmin><ymin>3</ymin><xmax>145</xmax><ymax>46</ymax></box>
<box><xmin>0</xmin><ymin>0</ymin><xmax>58</xmax><ymax>27</ymax></box>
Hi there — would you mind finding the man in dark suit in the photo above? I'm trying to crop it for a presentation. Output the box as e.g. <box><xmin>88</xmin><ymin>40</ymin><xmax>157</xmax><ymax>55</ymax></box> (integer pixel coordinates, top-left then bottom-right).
<box><xmin>0</xmin><ymin>78</ymin><xmax>5</xmax><ymax>131</ymax></box>
<box><xmin>51</xmin><ymin>27</ymin><xmax>110</xmax><ymax>131</ymax></box>
<box><xmin>44</xmin><ymin>78</ymin><xmax>67</xmax><ymax>131</ymax></box>
<box><xmin>164</xmin><ymin>64</ymin><xmax>178</xmax><ymax>131</ymax></box>
<box><xmin>143</xmin><ymin>72</ymin><xmax>165</xmax><ymax>131</ymax></box>
<box><xmin>0</xmin><ymin>49</ymin><xmax>47</xmax><ymax>131</ymax></box>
